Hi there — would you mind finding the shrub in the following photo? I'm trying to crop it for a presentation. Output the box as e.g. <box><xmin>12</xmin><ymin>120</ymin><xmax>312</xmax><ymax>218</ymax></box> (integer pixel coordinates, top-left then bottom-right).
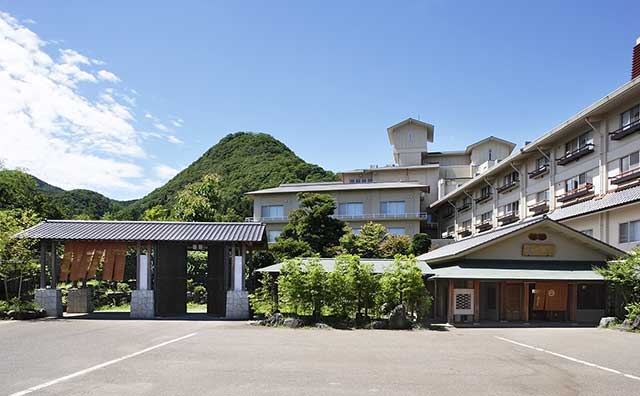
<box><xmin>380</xmin><ymin>234</ymin><xmax>412</xmax><ymax>258</ymax></box>
<box><xmin>278</xmin><ymin>258</ymin><xmax>329</xmax><ymax>320</ymax></box>
<box><xmin>340</xmin><ymin>222</ymin><xmax>387</xmax><ymax>258</ymax></box>
<box><xmin>411</xmin><ymin>233</ymin><xmax>431</xmax><ymax>255</ymax></box>
<box><xmin>192</xmin><ymin>285</ymin><xmax>207</xmax><ymax>304</ymax></box>
<box><xmin>625</xmin><ymin>302</ymin><xmax>640</xmax><ymax>322</ymax></box>
<box><xmin>249</xmin><ymin>272</ymin><xmax>278</xmax><ymax>316</ymax></box>
<box><xmin>378</xmin><ymin>255</ymin><xmax>432</xmax><ymax>322</ymax></box>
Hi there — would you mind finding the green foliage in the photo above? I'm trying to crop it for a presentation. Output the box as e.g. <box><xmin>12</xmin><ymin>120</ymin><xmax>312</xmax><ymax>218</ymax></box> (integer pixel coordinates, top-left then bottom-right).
<box><xmin>378</xmin><ymin>255</ymin><xmax>432</xmax><ymax>322</ymax></box>
<box><xmin>249</xmin><ymin>272</ymin><xmax>278</xmax><ymax>316</ymax></box>
<box><xmin>246</xmin><ymin>250</ymin><xmax>276</xmax><ymax>292</ymax></box>
<box><xmin>0</xmin><ymin>209</ymin><xmax>41</xmax><ymax>299</ymax></box>
<box><xmin>597</xmin><ymin>250</ymin><xmax>640</xmax><ymax>306</ymax></box>
<box><xmin>269</xmin><ymin>238</ymin><xmax>313</xmax><ymax>262</ymax></box>
<box><xmin>278</xmin><ymin>257</ymin><xmax>328</xmax><ymax>319</ymax></box>
<box><xmin>280</xmin><ymin>193</ymin><xmax>345</xmax><ymax>256</ymax></box>
<box><xmin>118</xmin><ymin>132</ymin><xmax>337</xmax><ymax>219</ymax></box>
<box><xmin>142</xmin><ymin>205</ymin><xmax>170</xmax><ymax>221</ymax></box>
<box><xmin>411</xmin><ymin>233</ymin><xmax>431</xmax><ymax>255</ymax></box>
<box><xmin>50</xmin><ymin>189</ymin><xmax>123</xmax><ymax>219</ymax></box>
<box><xmin>191</xmin><ymin>285</ymin><xmax>207</xmax><ymax>304</ymax></box>
<box><xmin>380</xmin><ymin>234</ymin><xmax>412</xmax><ymax>258</ymax></box>
<box><xmin>186</xmin><ymin>251</ymin><xmax>208</xmax><ymax>288</ymax></box>
<box><xmin>326</xmin><ymin>255</ymin><xmax>379</xmax><ymax>320</ymax></box>
<box><xmin>172</xmin><ymin>174</ymin><xmax>224</xmax><ymax>222</ymax></box>
<box><xmin>3</xmin><ymin>297</ymin><xmax>40</xmax><ymax>312</ymax></box>
<box><xmin>340</xmin><ymin>222</ymin><xmax>387</xmax><ymax>258</ymax></box>
<box><xmin>625</xmin><ymin>302</ymin><xmax>640</xmax><ymax>322</ymax></box>
<box><xmin>0</xmin><ymin>169</ymin><xmax>62</xmax><ymax>218</ymax></box>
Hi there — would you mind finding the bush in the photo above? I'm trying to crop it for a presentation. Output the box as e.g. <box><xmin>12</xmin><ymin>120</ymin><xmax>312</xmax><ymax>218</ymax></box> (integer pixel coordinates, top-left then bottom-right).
<box><xmin>380</xmin><ymin>234</ymin><xmax>412</xmax><ymax>258</ymax></box>
<box><xmin>626</xmin><ymin>302</ymin><xmax>640</xmax><ymax>322</ymax></box>
<box><xmin>278</xmin><ymin>258</ymin><xmax>328</xmax><ymax>320</ymax></box>
<box><xmin>7</xmin><ymin>297</ymin><xmax>40</xmax><ymax>312</ymax></box>
<box><xmin>378</xmin><ymin>255</ymin><xmax>432</xmax><ymax>322</ymax></box>
<box><xmin>249</xmin><ymin>272</ymin><xmax>278</xmax><ymax>316</ymax></box>
<box><xmin>411</xmin><ymin>233</ymin><xmax>431</xmax><ymax>255</ymax></box>
<box><xmin>191</xmin><ymin>285</ymin><xmax>207</xmax><ymax>304</ymax></box>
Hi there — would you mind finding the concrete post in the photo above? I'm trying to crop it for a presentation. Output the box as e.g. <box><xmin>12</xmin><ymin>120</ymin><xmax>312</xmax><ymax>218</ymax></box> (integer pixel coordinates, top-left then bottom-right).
<box><xmin>225</xmin><ymin>243</ymin><xmax>250</xmax><ymax>319</ymax></box>
<box><xmin>130</xmin><ymin>244</ymin><xmax>154</xmax><ymax>319</ymax></box>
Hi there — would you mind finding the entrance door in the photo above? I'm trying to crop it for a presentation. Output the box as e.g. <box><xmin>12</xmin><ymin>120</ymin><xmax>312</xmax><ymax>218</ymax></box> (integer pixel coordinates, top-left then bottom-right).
<box><xmin>207</xmin><ymin>244</ymin><xmax>227</xmax><ymax>316</ymax></box>
<box><xmin>504</xmin><ymin>284</ymin><xmax>523</xmax><ymax>321</ymax></box>
<box><xmin>480</xmin><ymin>282</ymin><xmax>498</xmax><ymax>321</ymax></box>
<box><xmin>155</xmin><ymin>243</ymin><xmax>187</xmax><ymax>317</ymax></box>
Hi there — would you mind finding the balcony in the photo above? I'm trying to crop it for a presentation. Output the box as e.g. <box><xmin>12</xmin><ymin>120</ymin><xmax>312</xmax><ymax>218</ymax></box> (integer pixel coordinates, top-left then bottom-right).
<box><xmin>528</xmin><ymin>200</ymin><xmax>549</xmax><ymax>214</ymax></box>
<box><xmin>457</xmin><ymin>202</ymin><xmax>472</xmax><ymax>213</ymax></box>
<box><xmin>610</xmin><ymin>167</ymin><xmax>640</xmax><ymax>185</ymax></box>
<box><xmin>496</xmin><ymin>180</ymin><xmax>519</xmax><ymax>194</ymax></box>
<box><xmin>332</xmin><ymin>212</ymin><xmax>431</xmax><ymax>221</ymax></box>
<box><xmin>610</xmin><ymin>119</ymin><xmax>640</xmax><ymax>141</ymax></box>
<box><xmin>556</xmin><ymin>183</ymin><xmax>594</xmax><ymax>203</ymax></box>
<box><xmin>528</xmin><ymin>163</ymin><xmax>549</xmax><ymax>179</ymax></box>
<box><xmin>475</xmin><ymin>194</ymin><xmax>493</xmax><ymax>205</ymax></box>
<box><xmin>475</xmin><ymin>220</ymin><xmax>493</xmax><ymax>232</ymax></box>
<box><xmin>245</xmin><ymin>216</ymin><xmax>288</xmax><ymax>223</ymax></box>
<box><xmin>442</xmin><ymin>211</ymin><xmax>455</xmax><ymax>220</ymax></box>
<box><xmin>497</xmin><ymin>211</ymin><xmax>519</xmax><ymax>225</ymax></box>
<box><xmin>556</xmin><ymin>143</ymin><xmax>595</xmax><ymax>166</ymax></box>
<box><xmin>457</xmin><ymin>227</ymin><xmax>472</xmax><ymax>237</ymax></box>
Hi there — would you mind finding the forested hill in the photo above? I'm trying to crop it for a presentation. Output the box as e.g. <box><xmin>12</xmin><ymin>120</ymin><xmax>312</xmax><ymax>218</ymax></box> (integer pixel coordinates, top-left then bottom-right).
<box><xmin>116</xmin><ymin>132</ymin><xmax>337</xmax><ymax>219</ymax></box>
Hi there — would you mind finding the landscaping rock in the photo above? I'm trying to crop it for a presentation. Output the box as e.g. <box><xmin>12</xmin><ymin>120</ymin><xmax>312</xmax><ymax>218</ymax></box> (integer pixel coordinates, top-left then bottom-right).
<box><xmin>266</xmin><ymin>312</ymin><xmax>284</xmax><ymax>326</ymax></box>
<box><xmin>314</xmin><ymin>323</ymin><xmax>331</xmax><ymax>329</ymax></box>
<box><xmin>632</xmin><ymin>316</ymin><xmax>640</xmax><ymax>330</ymax></box>
<box><xmin>388</xmin><ymin>305</ymin><xmax>411</xmax><ymax>330</ymax></box>
<box><xmin>283</xmin><ymin>318</ymin><xmax>304</xmax><ymax>328</ymax></box>
<box><xmin>598</xmin><ymin>317</ymin><xmax>617</xmax><ymax>328</ymax></box>
<box><xmin>369</xmin><ymin>320</ymin><xmax>388</xmax><ymax>330</ymax></box>
<box><xmin>36</xmin><ymin>309</ymin><xmax>47</xmax><ymax>318</ymax></box>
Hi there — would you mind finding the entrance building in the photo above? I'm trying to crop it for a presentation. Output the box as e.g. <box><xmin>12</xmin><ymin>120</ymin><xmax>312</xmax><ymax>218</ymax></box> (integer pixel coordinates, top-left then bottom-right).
<box><xmin>420</xmin><ymin>216</ymin><xmax>624</xmax><ymax>325</ymax></box>
<box><xmin>15</xmin><ymin>220</ymin><xmax>267</xmax><ymax>319</ymax></box>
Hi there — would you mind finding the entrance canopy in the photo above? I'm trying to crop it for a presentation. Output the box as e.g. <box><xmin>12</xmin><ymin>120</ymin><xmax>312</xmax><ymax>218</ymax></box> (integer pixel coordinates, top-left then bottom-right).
<box><xmin>14</xmin><ymin>219</ymin><xmax>267</xmax><ymax>245</ymax></box>
<box><xmin>430</xmin><ymin>261</ymin><xmax>604</xmax><ymax>281</ymax></box>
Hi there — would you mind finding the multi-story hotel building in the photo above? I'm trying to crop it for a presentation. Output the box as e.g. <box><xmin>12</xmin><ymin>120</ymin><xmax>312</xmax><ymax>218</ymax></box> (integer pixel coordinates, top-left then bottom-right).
<box><xmin>248</xmin><ymin>37</ymin><xmax>640</xmax><ymax>252</ymax></box>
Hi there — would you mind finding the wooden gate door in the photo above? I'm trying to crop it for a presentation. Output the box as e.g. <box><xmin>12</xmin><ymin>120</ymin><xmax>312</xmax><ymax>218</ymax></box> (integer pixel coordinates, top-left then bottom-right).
<box><xmin>155</xmin><ymin>243</ymin><xmax>187</xmax><ymax>317</ymax></box>
<box><xmin>504</xmin><ymin>284</ymin><xmax>523</xmax><ymax>321</ymax></box>
<box><xmin>207</xmin><ymin>244</ymin><xmax>227</xmax><ymax>316</ymax></box>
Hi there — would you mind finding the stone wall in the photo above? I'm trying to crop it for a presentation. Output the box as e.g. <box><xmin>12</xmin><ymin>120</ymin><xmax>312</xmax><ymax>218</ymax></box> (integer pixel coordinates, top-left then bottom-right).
<box><xmin>130</xmin><ymin>289</ymin><xmax>155</xmax><ymax>319</ymax></box>
<box><xmin>35</xmin><ymin>288</ymin><xmax>62</xmax><ymax>318</ymax></box>
<box><xmin>225</xmin><ymin>290</ymin><xmax>249</xmax><ymax>319</ymax></box>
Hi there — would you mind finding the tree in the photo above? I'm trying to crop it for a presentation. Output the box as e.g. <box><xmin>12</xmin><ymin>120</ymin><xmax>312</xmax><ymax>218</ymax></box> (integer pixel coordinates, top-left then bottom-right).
<box><xmin>327</xmin><ymin>255</ymin><xmax>356</xmax><ymax>318</ymax></box>
<box><xmin>597</xmin><ymin>250</ymin><xmax>640</xmax><ymax>308</ymax></box>
<box><xmin>249</xmin><ymin>272</ymin><xmax>278</xmax><ymax>316</ymax></box>
<box><xmin>278</xmin><ymin>257</ymin><xmax>329</xmax><ymax>320</ymax></box>
<box><xmin>411</xmin><ymin>233</ymin><xmax>431</xmax><ymax>255</ymax></box>
<box><xmin>279</xmin><ymin>193</ymin><xmax>345</xmax><ymax>256</ymax></box>
<box><xmin>172</xmin><ymin>174</ymin><xmax>224</xmax><ymax>222</ymax></box>
<box><xmin>0</xmin><ymin>209</ymin><xmax>41</xmax><ymax>300</ymax></box>
<box><xmin>269</xmin><ymin>238</ymin><xmax>313</xmax><ymax>262</ymax></box>
<box><xmin>340</xmin><ymin>222</ymin><xmax>387</xmax><ymax>258</ymax></box>
<box><xmin>277</xmin><ymin>258</ymin><xmax>307</xmax><ymax>315</ymax></box>
<box><xmin>378</xmin><ymin>255</ymin><xmax>432</xmax><ymax>322</ymax></box>
<box><xmin>143</xmin><ymin>205</ymin><xmax>170</xmax><ymax>221</ymax></box>
<box><xmin>380</xmin><ymin>234</ymin><xmax>412</xmax><ymax>258</ymax></box>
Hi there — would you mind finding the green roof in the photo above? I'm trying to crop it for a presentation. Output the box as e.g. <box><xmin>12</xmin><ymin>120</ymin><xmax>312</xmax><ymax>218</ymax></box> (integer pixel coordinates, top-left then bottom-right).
<box><xmin>430</xmin><ymin>261</ymin><xmax>603</xmax><ymax>281</ymax></box>
<box><xmin>256</xmin><ymin>258</ymin><xmax>434</xmax><ymax>275</ymax></box>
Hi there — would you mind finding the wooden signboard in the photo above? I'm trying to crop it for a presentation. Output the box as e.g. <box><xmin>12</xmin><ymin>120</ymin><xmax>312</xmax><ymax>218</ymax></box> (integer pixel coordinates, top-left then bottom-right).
<box><xmin>522</xmin><ymin>243</ymin><xmax>555</xmax><ymax>257</ymax></box>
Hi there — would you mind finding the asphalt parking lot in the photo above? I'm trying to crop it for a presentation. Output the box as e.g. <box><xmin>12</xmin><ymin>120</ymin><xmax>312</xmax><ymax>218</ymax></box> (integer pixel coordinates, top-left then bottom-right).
<box><xmin>1</xmin><ymin>315</ymin><xmax>639</xmax><ymax>396</ymax></box>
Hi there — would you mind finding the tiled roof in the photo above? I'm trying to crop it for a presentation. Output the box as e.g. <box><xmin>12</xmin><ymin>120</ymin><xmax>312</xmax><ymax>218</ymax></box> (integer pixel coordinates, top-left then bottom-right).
<box><xmin>256</xmin><ymin>257</ymin><xmax>434</xmax><ymax>275</ymax></box>
<box><xmin>430</xmin><ymin>260</ymin><xmax>603</xmax><ymax>281</ymax></box>
<box><xmin>550</xmin><ymin>185</ymin><xmax>640</xmax><ymax>221</ymax></box>
<box><xmin>247</xmin><ymin>181</ymin><xmax>427</xmax><ymax>195</ymax></box>
<box><xmin>13</xmin><ymin>220</ymin><xmax>266</xmax><ymax>243</ymax></box>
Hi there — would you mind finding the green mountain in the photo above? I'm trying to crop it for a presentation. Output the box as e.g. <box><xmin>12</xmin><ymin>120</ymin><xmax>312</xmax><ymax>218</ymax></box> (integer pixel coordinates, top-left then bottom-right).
<box><xmin>117</xmin><ymin>132</ymin><xmax>337</xmax><ymax>219</ymax></box>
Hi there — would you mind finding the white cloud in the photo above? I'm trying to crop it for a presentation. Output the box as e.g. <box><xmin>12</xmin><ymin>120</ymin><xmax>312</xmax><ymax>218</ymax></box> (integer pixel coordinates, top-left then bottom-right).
<box><xmin>166</xmin><ymin>135</ymin><xmax>183</xmax><ymax>144</ymax></box>
<box><xmin>170</xmin><ymin>117</ymin><xmax>184</xmax><ymax>128</ymax></box>
<box><xmin>154</xmin><ymin>164</ymin><xmax>179</xmax><ymax>180</ymax></box>
<box><xmin>0</xmin><ymin>11</ymin><xmax>164</xmax><ymax>199</ymax></box>
<box><xmin>154</xmin><ymin>122</ymin><xmax>169</xmax><ymax>132</ymax></box>
<box><xmin>97</xmin><ymin>69</ymin><xmax>120</xmax><ymax>82</ymax></box>
<box><xmin>23</xmin><ymin>18</ymin><xmax>36</xmax><ymax>25</ymax></box>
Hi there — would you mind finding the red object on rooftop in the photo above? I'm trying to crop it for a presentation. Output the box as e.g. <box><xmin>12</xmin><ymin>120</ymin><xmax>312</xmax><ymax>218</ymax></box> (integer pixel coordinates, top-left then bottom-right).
<box><xmin>633</xmin><ymin>37</ymin><xmax>640</xmax><ymax>80</ymax></box>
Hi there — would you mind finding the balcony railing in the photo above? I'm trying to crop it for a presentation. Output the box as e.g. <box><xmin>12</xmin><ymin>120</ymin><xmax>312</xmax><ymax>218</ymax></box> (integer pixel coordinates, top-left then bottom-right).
<box><xmin>496</xmin><ymin>180</ymin><xmax>519</xmax><ymax>194</ymax></box>
<box><xmin>245</xmin><ymin>216</ymin><xmax>289</xmax><ymax>223</ymax></box>
<box><xmin>475</xmin><ymin>220</ymin><xmax>493</xmax><ymax>232</ymax></box>
<box><xmin>528</xmin><ymin>200</ymin><xmax>549</xmax><ymax>214</ymax></box>
<box><xmin>528</xmin><ymin>163</ymin><xmax>549</xmax><ymax>179</ymax></box>
<box><xmin>556</xmin><ymin>143</ymin><xmax>595</xmax><ymax>166</ymax></box>
<box><xmin>246</xmin><ymin>212</ymin><xmax>435</xmax><ymax>223</ymax></box>
<box><xmin>610</xmin><ymin>119</ymin><xmax>640</xmax><ymax>141</ymax></box>
<box><xmin>442</xmin><ymin>211</ymin><xmax>455</xmax><ymax>220</ymax></box>
<box><xmin>497</xmin><ymin>211</ymin><xmax>519</xmax><ymax>225</ymax></box>
<box><xmin>475</xmin><ymin>194</ymin><xmax>493</xmax><ymax>205</ymax></box>
<box><xmin>610</xmin><ymin>167</ymin><xmax>640</xmax><ymax>185</ymax></box>
<box><xmin>457</xmin><ymin>227</ymin><xmax>472</xmax><ymax>237</ymax></box>
<box><xmin>457</xmin><ymin>202</ymin><xmax>472</xmax><ymax>212</ymax></box>
<box><xmin>556</xmin><ymin>183</ymin><xmax>594</xmax><ymax>203</ymax></box>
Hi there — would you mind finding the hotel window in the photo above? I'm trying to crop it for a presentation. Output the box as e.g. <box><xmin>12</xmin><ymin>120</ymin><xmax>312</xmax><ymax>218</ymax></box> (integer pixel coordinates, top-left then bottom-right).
<box><xmin>338</xmin><ymin>202</ymin><xmax>364</xmax><ymax>216</ymax></box>
<box><xmin>461</xmin><ymin>196</ymin><xmax>472</xmax><ymax>207</ymax></box>
<box><xmin>267</xmin><ymin>230</ymin><xmax>281</xmax><ymax>243</ymax></box>
<box><xmin>565</xmin><ymin>131</ymin><xmax>593</xmax><ymax>154</ymax></box>
<box><xmin>620</xmin><ymin>151</ymin><xmax>640</xmax><ymax>173</ymax></box>
<box><xmin>536</xmin><ymin>155</ymin><xmax>549</xmax><ymax>169</ymax></box>
<box><xmin>536</xmin><ymin>190</ymin><xmax>549</xmax><ymax>202</ymax></box>
<box><xmin>500</xmin><ymin>200</ymin><xmax>519</xmax><ymax>215</ymax></box>
<box><xmin>565</xmin><ymin>172</ymin><xmax>588</xmax><ymax>192</ymax></box>
<box><xmin>380</xmin><ymin>201</ymin><xmax>405</xmax><ymax>215</ymax></box>
<box><xmin>387</xmin><ymin>227</ymin><xmax>405</xmax><ymax>236</ymax></box>
<box><xmin>261</xmin><ymin>205</ymin><xmax>284</xmax><ymax>218</ymax></box>
<box><xmin>480</xmin><ymin>211</ymin><xmax>492</xmax><ymax>222</ymax></box>
<box><xmin>479</xmin><ymin>185</ymin><xmax>491</xmax><ymax>198</ymax></box>
<box><xmin>621</xmin><ymin>105</ymin><xmax>640</xmax><ymax>129</ymax></box>
<box><xmin>619</xmin><ymin>220</ymin><xmax>640</xmax><ymax>243</ymax></box>
<box><xmin>462</xmin><ymin>219</ymin><xmax>472</xmax><ymax>229</ymax></box>
<box><xmin>349</xmin><ymin>177</ymin><xmax>372</xmax><ymax>184</ymax></box>
<box><xmin>503</xmin><ymin>171</ymin><xmax>519</xmax><ymax>185</ymax></box>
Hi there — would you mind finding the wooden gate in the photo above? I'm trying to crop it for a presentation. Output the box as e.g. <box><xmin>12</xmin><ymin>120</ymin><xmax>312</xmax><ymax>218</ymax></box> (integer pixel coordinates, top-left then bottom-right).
<box><xmin>155</xmin><ymin>243</ymin><xmax>187</xmax><ymax>317</ymax></box>
<box><xmin>504</xmin><ymin>284</ymin><xmax>523</xmax><ymax>321</ymax></box>
<box><xmin>207</xmin><ymin>244</ymin><xmax>227</xmax><ymax>316</ymax></box>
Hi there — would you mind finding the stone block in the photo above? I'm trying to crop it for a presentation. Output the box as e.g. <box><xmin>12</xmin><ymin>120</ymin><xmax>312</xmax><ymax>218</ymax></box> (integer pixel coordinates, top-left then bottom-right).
<box><xmin>67</xmin><ymin>288</ymin><xmax>94</xmax><ymax>313</ymax></box>
<box><xmin>35</xmin><ymin>288</ymin><xmax>63</xmax><ymax>318</ymax></box>
<box><xmin>130</xmin><ymin>289</ymin><xmax>155</xmax><ymax>319</ymax></box>
<box><xmin>225</xmin><ymin>290</ymin><xmax>249</xmax><ymax>319</ymax></box>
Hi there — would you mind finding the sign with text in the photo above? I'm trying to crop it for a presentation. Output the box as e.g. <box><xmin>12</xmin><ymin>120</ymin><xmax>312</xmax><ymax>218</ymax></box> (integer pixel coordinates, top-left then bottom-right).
<box><xmin>522</xmin><ymin>243</ymin><xmax>555</xmax><ymax>257</ymax></box>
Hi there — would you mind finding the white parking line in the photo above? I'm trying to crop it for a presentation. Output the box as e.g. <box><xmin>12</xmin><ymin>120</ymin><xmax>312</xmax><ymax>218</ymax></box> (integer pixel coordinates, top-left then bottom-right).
<box><xmin>495</xmin><ymin>336</ymin><xmax>640</xmax><ymax>382</ymax></box>
<box><xmin>8</xmin><ymin>332</ymin><xmax>197</xmax><ymax>396</ymax></box>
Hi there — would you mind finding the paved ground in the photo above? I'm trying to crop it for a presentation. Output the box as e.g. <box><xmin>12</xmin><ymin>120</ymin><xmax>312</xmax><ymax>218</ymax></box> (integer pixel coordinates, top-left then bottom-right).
<box><xmin>1</xmin><ymin>315</ymin><xmax>639</xmax><ymax>396</ymax></box>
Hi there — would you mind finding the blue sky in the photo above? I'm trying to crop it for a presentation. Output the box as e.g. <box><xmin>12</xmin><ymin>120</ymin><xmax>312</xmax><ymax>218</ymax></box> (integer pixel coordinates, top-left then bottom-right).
<box><xmin>0</xmin><ymin>1</ymin><xmax>638</xmax><ymax>200</ymax></box>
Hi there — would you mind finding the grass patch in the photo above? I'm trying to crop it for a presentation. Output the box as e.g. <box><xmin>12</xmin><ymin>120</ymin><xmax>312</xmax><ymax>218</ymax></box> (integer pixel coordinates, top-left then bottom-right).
<box><xmin>187</xmin><ymin>302</ymin><xmax>207</xmax><ymax>312</ymax></box>
<box><xmin>95</xmin><ymin>303</ymin><xmax>130</xmax><ymax>312</ymax></box>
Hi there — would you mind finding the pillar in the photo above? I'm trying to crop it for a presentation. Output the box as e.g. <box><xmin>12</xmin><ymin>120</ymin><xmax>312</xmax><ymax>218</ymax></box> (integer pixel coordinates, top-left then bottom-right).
<box><xmin>225</xmin><ymin>243</ymin><xmax>250</xmax><ymax>319</ymax></box>
<box><xmin>34</xmin><ymin>240</ymin><xmax>62</xmax><ymax>318</ymax></box>
<box><xmin>473</xmin><ymin>280</ymin><xmax>480</xmax><ymax>323</ymax></box>
<box><xmin>523</xmin><ymin>282</ymin><xmax>530</xmax><ymax>322</ymax></box>
<box><xmin>131</xmin><ymin>244</ymin><xmax>154</xmax><ymax>319</ymax></box>
<box><xmin>447</xmin><ymin>279</ymin><xmax>454</xmax><ymax>324</ymax></box>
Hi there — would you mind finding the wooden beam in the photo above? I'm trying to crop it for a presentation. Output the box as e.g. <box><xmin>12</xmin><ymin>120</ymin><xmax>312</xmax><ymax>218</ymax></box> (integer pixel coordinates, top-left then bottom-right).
<box><xmin>499</xmin><ymin>281</ymin><xmax>506</xmax><ymax>321</ymax></box>
<box><xmin>447</xmin><ymin>279</ymin><xmax>454</xmax><ymax>324</ymax></box>
<box><xmin>39</xmin><ymin>241</ymin><xmax>46</xmax><ymax>289</ymax></box>
<box><xmin>473</xmin><ymin>280</ymin><xmax>480</xmax><ymax>322</ymax></box>
<box><xmin>569</xmin><ymin>283</ymin><xmax>578</xmax><ymax>322</ymax></box>
<box><xmin>523</xmin><ymin>282</ymin><xmax>530</xmax><ymax>322</ymax></box>
<box><xmin>51</xmin><ymin>241</ymin><xmax>58</xmax><ymax>289</ymax></box>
